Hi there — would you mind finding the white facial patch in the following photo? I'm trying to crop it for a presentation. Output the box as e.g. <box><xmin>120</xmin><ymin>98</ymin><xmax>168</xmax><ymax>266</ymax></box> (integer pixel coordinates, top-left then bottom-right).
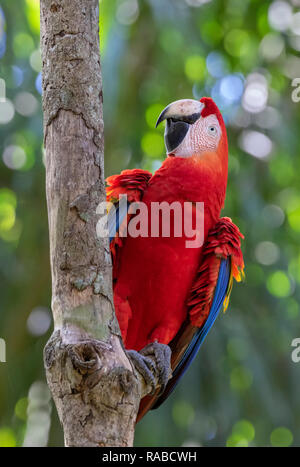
<box><xmin>172</xmin><ymin>114</ymin><xmax>221</xmax><ymax>158</ymax></box>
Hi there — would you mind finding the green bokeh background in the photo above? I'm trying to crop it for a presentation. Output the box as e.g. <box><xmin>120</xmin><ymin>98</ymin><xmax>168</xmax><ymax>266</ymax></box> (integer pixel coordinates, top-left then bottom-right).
<box><xmin>0</xmin><ymin>0</ymin><xmax>300</xmax><ymax>447</ymax></box>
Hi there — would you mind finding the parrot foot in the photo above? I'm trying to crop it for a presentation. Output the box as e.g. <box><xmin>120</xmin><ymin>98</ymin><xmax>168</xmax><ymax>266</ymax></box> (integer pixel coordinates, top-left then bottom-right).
<box><xmin>127</xmin><ymin>342</ymin><xmax>172</xmax><ymax>395</ymax></box>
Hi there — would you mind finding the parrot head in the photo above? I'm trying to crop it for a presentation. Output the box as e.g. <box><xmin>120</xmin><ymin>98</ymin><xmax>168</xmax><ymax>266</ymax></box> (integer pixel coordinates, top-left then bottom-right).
<box><xmin>156</xmin><ymin>97</ymin><xmax>227</xmax><ymax>161</ymax></box>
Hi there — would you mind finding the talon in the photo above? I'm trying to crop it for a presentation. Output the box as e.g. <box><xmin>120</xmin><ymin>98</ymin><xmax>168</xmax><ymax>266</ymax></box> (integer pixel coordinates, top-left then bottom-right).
<box><xmin>139</xmin><ymin>342</ymin><xmax>172</xmax><ymax>395</ymax></box>
<box><xmin>126</xmin><ymin>343</ymin><xmax>172</xmax><ymax>395</ymax></box>
<box><xmin>126</xmin><ymin>349</ymin><xmax>157</xmax><ymax>393</ymax></box>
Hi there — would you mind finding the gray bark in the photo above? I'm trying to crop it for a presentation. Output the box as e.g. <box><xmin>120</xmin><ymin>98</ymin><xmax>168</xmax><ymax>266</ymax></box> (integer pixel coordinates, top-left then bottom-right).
<box><xmin>40</xmin><ymin>0</ymin><xmax>154</xmax><ymax>447</ymax></box>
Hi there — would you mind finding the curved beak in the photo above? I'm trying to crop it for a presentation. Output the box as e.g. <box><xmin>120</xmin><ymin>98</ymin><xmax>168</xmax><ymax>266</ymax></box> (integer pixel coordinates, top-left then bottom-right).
<box><xmin>155</xmin><ymin>99</ymin><xmax>205</xmax><ymax>128</ymax></box>
<box><xmin>155</xmin><ymin>99</ymin><xmax>205</xmax><ymax>154</ymax></box>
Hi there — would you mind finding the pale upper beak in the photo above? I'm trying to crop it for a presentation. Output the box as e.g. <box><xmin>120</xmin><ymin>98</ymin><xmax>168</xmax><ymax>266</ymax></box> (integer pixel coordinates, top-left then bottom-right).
<box><xmin>155</xmin><ymin>99</ymin><xmax>205</xmax><ymax>153</ymax></box>
<box><xmin>155</xmin><ymin>99</ymin><xmax>205</xmax><ymax>128</ymax></box>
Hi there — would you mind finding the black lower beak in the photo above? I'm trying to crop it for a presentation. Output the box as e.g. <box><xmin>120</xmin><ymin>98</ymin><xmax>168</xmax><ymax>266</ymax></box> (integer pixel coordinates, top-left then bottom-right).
<box><xmin>164</xmin><ymin>119</ymin><xmax>190</xmax><ymax>154</ymax></box>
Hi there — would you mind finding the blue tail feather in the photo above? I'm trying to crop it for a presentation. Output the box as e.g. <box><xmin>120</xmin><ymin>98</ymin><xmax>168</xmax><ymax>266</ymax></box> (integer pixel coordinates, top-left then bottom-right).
<box><xmin>108</xmin><ymin>200</ymin><xmax>130</xmax><ymax>243</ymax></box>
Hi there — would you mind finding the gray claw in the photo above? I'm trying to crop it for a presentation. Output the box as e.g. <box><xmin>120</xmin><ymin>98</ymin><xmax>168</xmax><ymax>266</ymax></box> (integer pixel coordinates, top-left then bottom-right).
<box><xmin>127</xmin><ymin>343</ymin><xmax>172</xmax><ymax>395</ymax></box>
<box><xmin>141</xmin><ymin>342</ymin><xmax>172</xmax><ymax>395</ymax></box>
<box><xmin>126</xmin><ymin>349</ymin><xmax>157</xmax><ymax>393</ymax></box>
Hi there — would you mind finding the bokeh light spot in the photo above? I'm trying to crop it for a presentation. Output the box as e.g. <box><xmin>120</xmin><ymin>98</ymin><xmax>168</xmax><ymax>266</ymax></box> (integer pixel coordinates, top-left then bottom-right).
<box><xmin>141</xmin><ymin>132</ymin><xmax>164</xmax><ymax>158</ymax></box>
<box><xmin>14</xmin><ymin>92</ymin><xmax>38</xmax><ymax>117</ymax></box>
<box><xmin>242</xmin><ymin>73</ymin><xmax>268</xmax><ymax>114</ymax></box>
<box><xmin>255</xmin><ymin>106</ymin><xmax>280</xmax><ymax>129</ymax></box>
<box><xmin>2</xmin><ymin>145</ymin><xmax>26</xmax><ymax>170</ymax></box>
<box><xmin>232</xmin><ymin>420</ymin><xmax>255</xmax><ymax>442</ymax></box>
<box><xmin>201</xmin><ymin>21</ymin><xmax>223</xmax><ymax>46</ymax></box>
<box><xmin>291</xmin><ymin>12</ymin><xmax>300</xmax><ymax>35</ymax></box>
<box><xmin>186</xmin><ymin>0</ymin><xmax>212</xmax><ymax>6</ymax></box>
<box><xmin>283</xmin><ymin>55</ymin><xmax>300</xmax><ymax>79</ymax></box>
<box><xmin>239</xmin><ymin>130</ymin><xmax>272</xmax><ymax>160</ymax></box>
<box><xmin>224</xmin><ymin>29</ymin><xmax>251</xmax><ymax>57</ymax></box>
<box><xmin>30</xmin><ymin>49</ymin><xmax>42</xmax><ymax>72</ymax></box>
<box><xmin>13</xmin><ymin>32</ymin><xmax>35</xmax><ymax>58</ymax></box>
<box><xmin>268</xmin><ymin>1</ymin><xmax>292</xmax><ymax>32</ymax></box>
<box><xmin>0</xmin><ymin>201</ymin><xmax>15</xmax><ymax>231</ymax></box>
<box><xmin>287</xmin><ymin>204</ymin><xmax>300</xmax><ymax>232</ymax></box>
<box><xmin>0</xmin><ymin>428</ymin><xmax>16</xmax><ymax>447</ymax></box>
<box><xmin>116</xmin><ymin>0</ymin><xmax>139</xmax><ymax>25</ymax></box>
<box><xmin>0</xmin><ymin>8</ymin><xmax>6</xmax><ymax>58</ymax></box>
<box><xmin>270</xmin><ymin>427</ymin><xmax>293</xmax><ymax>447</ymax></box>
<box><xmin>35</xmin><ymin>72</ymin><xmax>42</xmax><ymax>95</ymax></box>
<box><xmin>262</xmin><ymin>204</ymin><xmax>285</xmax><ymax>228</ymax></box>
<box><xmin>23</xmin><ymin>381</ymin><xmax>51</xmax><ymax>447</ymax></box>
<box><xmin>206</xmin><ymin>51</ymin><xmax>227</xmax><ymax>78</ymax></box>
<box><xmin>184</xmin><ymin>55</ymin><xmax>206</xmax><ymax>82</ymax></box>
<box><xmin>267</xmin><ymin>271</ymin><xmax>291</xmax><ymax>297</ymax></box>
<box><xmin>226</xmin><ymin>433</ymin><xmax>248</xmax><ymax>447</ymax></box>
<box><xmin>220</xmin><ymin>74</ymin><xmax>244</xmax><ymax>103</ymax></box>
<box><xmin>25</xmin><ymin>0</ymin><xmax>40</xmax><ymax>34</ymax></box>
<box><xmin>15</xmin><ymin>397</ymin><xmax>28</xmax><ymax>421</ymax></box>
<box><xmin>259</xmin><ymin>33</ymin><xmax>284</xmax><ymax>61</ymax></box>
<box><xmin>0</xmin><ymin>188</ymin><xmax>17</xmax><ymax>208</ymax></box>
<box><xmin>0</xmin><ymin>99</ymin><xmax>15</xmax><ymax>124</ymax></box>
<box><xmin>27</xmin><ymin>307</ymin><xmax>52</xmax><ymax>336</ymax></box>
<box><xmin>12</xmin><ymin>65</ymin><xmax>24</xmax><ymax>87</ymax></box>
<box><xmin>0</xmin><ymin>189</ymin><xmax>17</xmax><ymax>240</ymax></box>
<box><xmin>255</xmin><ymin>241</ymin><xmax>280</xmax><ymax>266</ymax></box>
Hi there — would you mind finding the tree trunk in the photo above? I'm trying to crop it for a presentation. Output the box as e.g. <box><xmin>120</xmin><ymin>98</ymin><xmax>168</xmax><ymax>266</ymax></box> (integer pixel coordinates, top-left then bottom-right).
<box><xmin>40</xmin><ymin>0</ymin><xmax>153</xmax><ymax>447</ymax></box>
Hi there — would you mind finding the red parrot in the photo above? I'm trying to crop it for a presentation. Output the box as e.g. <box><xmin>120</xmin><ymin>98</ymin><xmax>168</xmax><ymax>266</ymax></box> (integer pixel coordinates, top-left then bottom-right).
<box><xmin>106</xmin><ymin>97</ymin><xmax>244</xmax><ymax>421</ymax></box>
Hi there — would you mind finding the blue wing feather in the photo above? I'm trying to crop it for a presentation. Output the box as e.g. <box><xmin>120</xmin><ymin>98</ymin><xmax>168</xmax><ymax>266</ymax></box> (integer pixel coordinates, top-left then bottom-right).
<box><xmin>108</xmin><ymin>200</ymin><xmax>130</xmax><ymax>243</ymax></box>
<box><xmin>152</xmin><ymin>258</ymin><xmax>231</xmax><ymax>409</ymax></box>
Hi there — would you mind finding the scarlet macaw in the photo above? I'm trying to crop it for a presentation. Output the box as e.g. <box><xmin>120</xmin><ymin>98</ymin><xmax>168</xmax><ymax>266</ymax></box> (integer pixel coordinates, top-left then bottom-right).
<box><xmin>106</xmin><ymin>97</ymin><xmax>244</xmax><ymax>421</ymax></box>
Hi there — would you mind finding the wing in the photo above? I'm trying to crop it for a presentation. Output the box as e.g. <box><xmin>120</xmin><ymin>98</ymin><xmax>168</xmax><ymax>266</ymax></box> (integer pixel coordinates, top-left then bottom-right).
<box><xmin>106</xmin><ymin>169</ymin><xmax>152</xmax><ymax>272</ymax></box>
<box><xmin>137</xmin><ymin>217</ymin><xmax>244</xmax><ymax>421</ymax></box>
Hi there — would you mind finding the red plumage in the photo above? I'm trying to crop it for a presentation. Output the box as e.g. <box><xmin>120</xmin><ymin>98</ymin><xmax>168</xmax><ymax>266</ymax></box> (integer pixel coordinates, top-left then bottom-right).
<box><xmin>106</xmin><ymin>169</ymin><xmax>152</xmax><ymax>203</ymax></box>
<box><xmin>187</xmin><ymin>217</ymin><xmax>244</xmax><ymax>327</ymax></box>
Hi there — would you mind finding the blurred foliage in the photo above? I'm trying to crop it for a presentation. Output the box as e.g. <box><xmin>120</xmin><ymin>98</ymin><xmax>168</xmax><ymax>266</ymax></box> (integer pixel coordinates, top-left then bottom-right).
<box><xmin>0</xmin><ymin>0</ymin><xmax>300</xmax><ymax>447</ymax></box>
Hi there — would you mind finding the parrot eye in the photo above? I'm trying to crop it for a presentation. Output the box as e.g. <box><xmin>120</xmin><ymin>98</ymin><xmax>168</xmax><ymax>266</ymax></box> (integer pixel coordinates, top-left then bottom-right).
<box><xmin>207</xmin><ymin>125</ymin><xmax>217</xmax><ymax>136</ymax></box>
